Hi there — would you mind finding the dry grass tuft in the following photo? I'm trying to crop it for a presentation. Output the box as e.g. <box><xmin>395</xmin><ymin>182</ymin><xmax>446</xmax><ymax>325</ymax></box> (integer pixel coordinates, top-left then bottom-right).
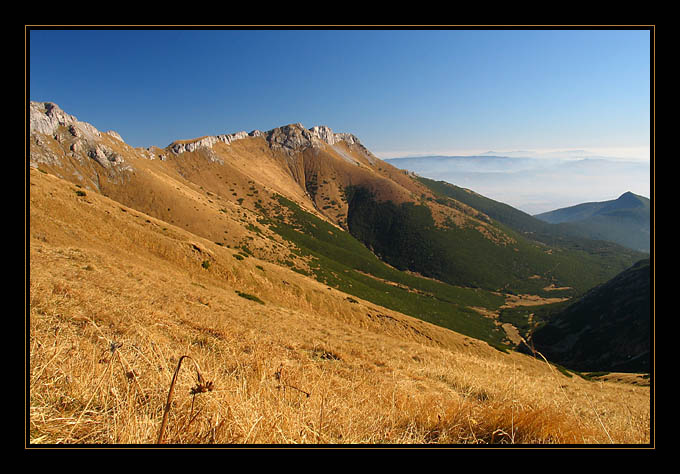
<box><xmin>157</xmin><ymin>355</ymin><xmax>214</xmax><ymax>444</ymax></box>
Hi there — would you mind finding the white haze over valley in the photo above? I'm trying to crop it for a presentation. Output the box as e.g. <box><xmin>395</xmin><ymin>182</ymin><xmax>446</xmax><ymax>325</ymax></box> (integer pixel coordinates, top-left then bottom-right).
<box><xmin>383</xmin><ymin>149</ymin><xmax>651</xmax><ymax>215</ymax></box>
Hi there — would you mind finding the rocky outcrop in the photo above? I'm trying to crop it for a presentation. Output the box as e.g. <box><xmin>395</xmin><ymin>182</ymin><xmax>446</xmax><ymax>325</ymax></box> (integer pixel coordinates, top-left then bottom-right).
<box><xmin>106</xmin><ymin>130</ymin><xmax>124</xmax><ymax>142</ymax></box>
<box><xmin>309</xmin><ymin>125</ymin><xmax>362</xmax><ymax>147</ymax></box>
<box><xmin>170</xmin><ymin>136</ymin><xmax>218</xmax><ymax>155</ymax></box>
<box><xmin>88</xmin><ymin>144</ymin><xmax>125</xmax><ymax>168</ymax></box>
<box><xmin>309</xmin><ymin>125</ymin><xmax>337</xmax><ymax>144</ymax></box>
<box><xmin>266</xmin><ymin>123</ymin><xmax>367</xmax><ymax>154</ymax></box>
<box><xmin>169</xmin><ymin>130</ymin><xmax>259</xmax><ymax>155</ymax></box>
<box><xmin>30</xmin><ymin>101</ymin><xmax>372</xmax><ymax>169</ymax></box>
<box><xmin>168</xmin><ymin>122</ymin><xmax>367</xmax><ymax>157</ymax></box>
<box><xmin>29</xmin><ymin>101</ymin><xmax>132</xmax><ymax>173</ymax></box>
<box><xmin>265</xmin><ymin>123</ymin><xmax>315</xmax><ymax>152</ymax></box>
<box><xmin>30</xmin><ymin>101</ymin><xmax>103</xmax><ymax>141</ymax></box>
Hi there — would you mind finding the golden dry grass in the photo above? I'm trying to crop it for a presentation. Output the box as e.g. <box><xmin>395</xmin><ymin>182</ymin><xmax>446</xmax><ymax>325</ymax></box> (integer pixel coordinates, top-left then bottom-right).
<box><xmin>27</xmin><ymin>168</ymin><xmax>651</xmax><ymax>445</ymax></box>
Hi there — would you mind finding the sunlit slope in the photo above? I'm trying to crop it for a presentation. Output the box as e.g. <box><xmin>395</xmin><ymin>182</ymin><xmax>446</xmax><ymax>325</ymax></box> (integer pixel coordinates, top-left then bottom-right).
<box><xmin>28</xmin><ymin>168</ymin><xmax>650</xmax><ymax>444</ymax></box>
<box><xmin>28</xmin><ymin>101</ymin><xmax>644</xmax><ymax>349</ymax></box>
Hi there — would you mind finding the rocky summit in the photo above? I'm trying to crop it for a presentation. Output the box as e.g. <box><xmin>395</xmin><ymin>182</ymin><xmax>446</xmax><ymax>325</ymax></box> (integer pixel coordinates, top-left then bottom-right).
<box><xmin>167</xmin><ymin>122</ymin><xmax>365</xmax><ymax>156</ymax></box>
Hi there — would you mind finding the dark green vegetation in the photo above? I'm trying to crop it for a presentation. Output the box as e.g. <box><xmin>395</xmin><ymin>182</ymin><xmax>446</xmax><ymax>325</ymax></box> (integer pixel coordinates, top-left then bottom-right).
<box><xmin>255</xmin><ymin>182</ymin><xmax>646</xmax><ymax>351</ymax></box>
<box><xmin>348</xmin><ymin>181</ymin><xmax>644</xmax><ymax>297</ymax></box>
<box><xmin>530</xmin><ymin>258</ymin><xmax>651</xmax><ymax>373</ymax></box>
<box><xmin>235</xmin><ymin>290</ymin><xmax>265</xmax><ymax>305</ymax></box>
<box><xmin>261</xmin><ymin>194</ymin><xmax>509</xmax><ymax>346</ymax></box>
<box><xmin>345</xmin><ymin>186</ymin><xmax>447</xmax><ymax>282</ymax></box>
<box><xmin>534</xmin><ymin>192</ymin><xmax>651</xmax><ymax>253</ymax></box>
<box><xmin>417</xmin><ymin>177</ymin><xmax>646</xmax><ymax>258</ymax></box>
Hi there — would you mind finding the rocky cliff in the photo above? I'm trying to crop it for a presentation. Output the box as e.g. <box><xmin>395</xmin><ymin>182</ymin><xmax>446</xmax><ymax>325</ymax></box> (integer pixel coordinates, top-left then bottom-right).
<box><xmin>29</xmin><ymin>101</ymin><xmax>135</xmax><ymax>175</ymax></box>
<box><xmin>167</xmin><ymin>122</ymin><xmax>368</xmax><ymax>157</ymax></box>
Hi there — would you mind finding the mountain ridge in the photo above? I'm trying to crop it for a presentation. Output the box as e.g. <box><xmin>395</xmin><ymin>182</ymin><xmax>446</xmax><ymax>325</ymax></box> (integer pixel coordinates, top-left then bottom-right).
<box><xmin>533</xmin><ymin>191</ymin><xmax>649</xmax><ymax>222</ymax></box>
<box><xmin>534</xmin><ymin>192</ymin><xmax>650</xmax><ymax>252</ymax></box>
<box><xmin>27</xmin><ymin>100</ymin><xmax>652</xmax><ymax>444</ymax></box>
<box><xmin>28</xmin><ymin>100</ymin><xmax>646</xmax><ymax>348</ymax></box>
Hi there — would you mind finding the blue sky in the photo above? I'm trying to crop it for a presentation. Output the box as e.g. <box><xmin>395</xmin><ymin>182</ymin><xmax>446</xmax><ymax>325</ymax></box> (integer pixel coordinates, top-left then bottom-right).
<box><xmin>29</xmin><ymin>28</ymin><xmax>651</xmax><ymax>160</ymax></box>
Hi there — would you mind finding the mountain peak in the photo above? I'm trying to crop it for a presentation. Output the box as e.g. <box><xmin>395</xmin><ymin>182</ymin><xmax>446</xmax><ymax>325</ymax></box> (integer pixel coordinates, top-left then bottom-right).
<box><xmin>611</xmin><ymin>191</ymin><xmax>645</xmax><ymax>209</ymax></box>
<box><xmin>30</xmin><ymin>101</ymin><xmax>103</xmax><ymax>141</ymax></box>
<box><xmin>167</xmin><ymin>122</ymin><xmax>364</xmax><ymax>156</ymax></box>
<box><xmin>264</xmin><ymin>123</ymin><xmax>362</xmax><ymax>153</ymax></box>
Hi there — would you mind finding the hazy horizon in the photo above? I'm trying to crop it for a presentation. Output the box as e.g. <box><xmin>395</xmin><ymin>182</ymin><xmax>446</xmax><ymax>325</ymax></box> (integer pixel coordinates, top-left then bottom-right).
<box><xmin>377</xmin><ymin>146</ymin><xmax>651</xmax><ymax>162</ymax></box>
<box><xmin>385</xmin><ymin>151</ymin><xmax>650</xmax><ymax>215</ymax></box>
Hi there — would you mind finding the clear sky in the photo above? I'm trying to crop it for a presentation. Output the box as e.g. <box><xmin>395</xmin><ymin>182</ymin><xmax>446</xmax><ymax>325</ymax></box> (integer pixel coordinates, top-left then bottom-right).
<box><xmin>28</xmin><ymin>28</ymin><xmax>651</xmax><ymax>160</ymax></box>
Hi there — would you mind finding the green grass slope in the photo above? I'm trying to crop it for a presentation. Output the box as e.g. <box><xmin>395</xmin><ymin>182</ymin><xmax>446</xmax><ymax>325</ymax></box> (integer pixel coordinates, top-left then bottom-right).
<box><xmin>353</xmin><ymin>179</ymin><xmax>645</xmax><ymax>298</ymax></box>
<box><xmin>259</xmin><ymin>194</ymin><xmax>510</xmax><ymax>347</ymax></box>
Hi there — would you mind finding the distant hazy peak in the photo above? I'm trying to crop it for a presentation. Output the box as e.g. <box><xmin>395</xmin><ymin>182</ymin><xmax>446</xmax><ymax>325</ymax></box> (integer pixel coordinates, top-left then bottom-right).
<box><xmin>602</xmin><ymin>191</ymin><xmax>647</xmax><ymax>212</ymax></box>
<box><xmin>617</xmin><ymin>191</ymin><xmax>645</xmax><ymax>203</ymax></box>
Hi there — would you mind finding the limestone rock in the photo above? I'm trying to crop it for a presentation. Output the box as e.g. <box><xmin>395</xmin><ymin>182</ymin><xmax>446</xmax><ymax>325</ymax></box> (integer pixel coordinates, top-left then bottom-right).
<box><xmin>30</xmin><ymin>101</ymin><xmax>102</xmax><ymax>140</ymax></box>
<box><xmin>106</xmin><ymin>130</ymin><xmax>124</xmax><ymax>142</ymax></box>
<box><xmin>88</xmin><ymin>144</ymin><xmax>124</xmax><ymax>168</ymax></box>
<box><xmin>266</xmin><ymin>123</ymin><xmax>314</xmax><ymax>152</ymax></box>
<box><xmin>169</xmin><ymin>130</ymin><xmax>252</xmax><ymax>154</ymax></box>
<box><xmin>309</xmin><ymin>125</ymin><xmax>337</xmax><ymax>145</ymax></box>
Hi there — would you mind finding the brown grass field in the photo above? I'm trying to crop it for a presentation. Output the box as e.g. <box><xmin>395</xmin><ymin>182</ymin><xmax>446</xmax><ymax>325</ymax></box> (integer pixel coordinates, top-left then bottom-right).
<box><xmin>27</xmin><ymin>167</ymin><xmax>651</xmax><ymax>445</ymax></box>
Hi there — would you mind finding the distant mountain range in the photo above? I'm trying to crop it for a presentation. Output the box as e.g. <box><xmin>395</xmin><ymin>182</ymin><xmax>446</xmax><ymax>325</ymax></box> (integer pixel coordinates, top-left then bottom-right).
<box><xmin>534</xmin><ymin>192</ymin><xmax>651</xmax><ymax>253</ymax></box>
<box><xmin>385</xmin><ymin>154</ymin><xmax>650</xmax><ymax>217</ymax></box>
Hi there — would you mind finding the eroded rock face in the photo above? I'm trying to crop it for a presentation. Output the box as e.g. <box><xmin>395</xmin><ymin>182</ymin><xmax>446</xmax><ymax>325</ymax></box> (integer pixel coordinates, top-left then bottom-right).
<box><xmin>29</xmin><ymin>101</ymin><xmax>132</xmax><ymax>173</ymax></box>
<box><xmin>30</xmin><ymin>101</ymin><xmax>103</xmax><ymax>141</ymax></box>
<box><xmin>169</xmin><ymin>131</ymin><xmax>253</xmax><ymax>154</ymax></box>
<box><xmin>106</xmin><ymin>130</ymin><xmax>124</xmax><ymax>142</ymax></box>
<box><xmin>309</xmin><ymin>125</ymin><xmax>337</xmax><ymax>145</ymax></box>
<box><xmin>167</xmin><ymin>122</ymin><xmax>366</xmax><ymax>156</ymax></box>
<box><xmin>308</xmin><ymin>125</ymin><xmax>361</xmax><ymax>148</ymax></box>
<box><xmin>88</xmin><ymin>144</ymin><xmax>124</xmax><ymax>168</ymax></box>
<box><xmin>170</xmin><ymin>136</ymin><xmax>218</xmax><ymax>154</ymax></box>
<box><xmin>266</xmin><ymin>123</ymin><xmax>314</xmax><ymax>152</ymax></box>
<box><xmin>266</xmin><ymin>123</ymin><xmax>366</xmax><ymax>154</ymax></box>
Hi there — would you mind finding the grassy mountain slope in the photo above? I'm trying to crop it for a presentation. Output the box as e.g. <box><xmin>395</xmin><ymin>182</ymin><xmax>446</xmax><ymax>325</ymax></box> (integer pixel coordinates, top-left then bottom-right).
<box><xmin>28</xmin><ymin>167</ymin><xmax>651</xmax><ymax>444</ymax></box>
<box><xmin>27</xmin><ymin>101</ymin><xmax>652</xmax><ymax>445</ymax></box>
<box><xmin>534</xmin><ymin>192</ymin><xmax>651</xmax><ymax>253</ymax></box>
<box><xmin>261</xmin><ymin>192</ymin><xmax>508</xmax><ymax>345</ymax></box>
<box><xmin>529</xmin><ymin>258</ymin><xmax>651</xmax><ymax>373</ymax></box>
<box><xmin>29</xmin><ymin>112</ymin><xmax>514</xmax><ymax>347</ymax></box>
<box><xmin>28</xmin><ymin>101</ymin><xmax>648</xmax><ymax>352</ymax></box>
<box><xmin>412</xmin><ymin>177</ymin><xmax>646</xmax><ymax>294</ymax></box>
